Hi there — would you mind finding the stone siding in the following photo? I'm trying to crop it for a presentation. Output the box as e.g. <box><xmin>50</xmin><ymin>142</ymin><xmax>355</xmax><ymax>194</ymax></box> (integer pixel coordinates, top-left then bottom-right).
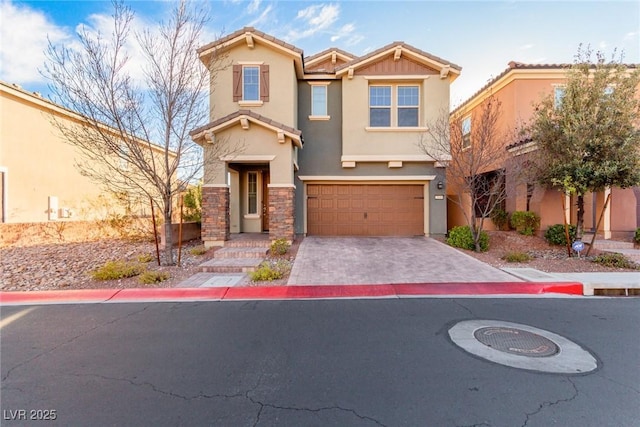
<box><xmin>202</xmin><ymin>186</ymin><xmax>229</xmax><ymax>245</ymax></box>
<box><xmin>269</xmin><ymin>187</ymin><xmax>295</xmax><ymax>242</ymax></box>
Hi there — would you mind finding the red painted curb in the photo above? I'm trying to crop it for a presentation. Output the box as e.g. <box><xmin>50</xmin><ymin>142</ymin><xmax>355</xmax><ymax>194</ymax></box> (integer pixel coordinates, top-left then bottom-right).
<box><xmin>114</xmin><ymin>288</ymin><xmax>228</xmax><ymax>301</ymax></box>
<box><xmin>0</xmin><ymin>282</ymin><xmax>583</xmax><ymax>305</ymax></box>
<box><xmin>224</xmin><ymin>284</ymin><xmax>397</xmax><ymax>300</ymax></box>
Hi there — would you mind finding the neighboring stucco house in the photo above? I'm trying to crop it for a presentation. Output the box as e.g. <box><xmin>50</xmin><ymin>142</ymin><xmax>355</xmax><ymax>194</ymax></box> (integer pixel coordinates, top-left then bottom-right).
<box><xmin>191</xmin><ymin>27</ymin><xmax>461</xmax><ymax>247</ymax></box>
<box><xmin>449</xmin><ymin>61</ymin><xmax>640</xmax><ymax>239</ymax></box>
<box><xmin>0</xmin><ymin>80</ymin><xmax>172</xmax><ymax>229</ymax></box>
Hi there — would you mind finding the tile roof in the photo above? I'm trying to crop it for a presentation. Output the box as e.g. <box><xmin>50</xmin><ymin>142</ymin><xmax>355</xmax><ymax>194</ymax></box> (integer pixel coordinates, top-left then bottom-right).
<box><xmin>452</xmin><ymin>61</ymin><xmax>639</xmax><ymax>114</ymax></box>
<box><xmin>304</xmin><ymin>47</ymin><xmax>356</xmax><ymax>64</ymax></box>
<box><xmin>334</xmin><ymin>41</ymin><xmax>462</xmax><ymax>73</ymax></box>
<box><xmin>190</xmin><ymin>110</ymin><xmax>303</xmax><ymax>141</ymax></box>
<box><xmin>198</xmin><ymin>27</ymin><xmax>303</xmax><ymax>56</ymax></box>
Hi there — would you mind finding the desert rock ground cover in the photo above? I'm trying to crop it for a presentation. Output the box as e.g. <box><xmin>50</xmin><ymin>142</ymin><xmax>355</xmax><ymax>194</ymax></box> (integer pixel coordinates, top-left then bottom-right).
<box><xmin>1</xmin><ymin>232</ymin><xmax>636</xmax><ymax>292</ymax></box>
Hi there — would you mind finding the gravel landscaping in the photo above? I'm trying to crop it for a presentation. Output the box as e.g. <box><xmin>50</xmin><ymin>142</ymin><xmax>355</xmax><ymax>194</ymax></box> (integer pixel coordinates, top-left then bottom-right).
<box><xmin>1</xmin><ymin>231</ymin><xmax>636</xmax><ymax>292</ymax></box>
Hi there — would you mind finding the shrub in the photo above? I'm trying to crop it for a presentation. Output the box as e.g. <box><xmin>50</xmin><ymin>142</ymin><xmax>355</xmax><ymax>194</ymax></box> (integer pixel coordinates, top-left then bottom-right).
<box><xmin>544</xmin><ymin>224</ymin><xmax>577</xmax><ymax>246</ymax></box>
<box><xmin>92</xmin><ymin>261</ymin><xmax>144</xmax><ymax>280</ymax></box>
<box><xmin>490</xmin><ymin>208</ymin><xmax>509</xmax><ymax>231</ymax></box>
<box><xmin>137</xmin><ymin>253</ymin><xmax>155</xmax><ymax>263</ymax></box>
<box><xmin>183</xmin><ymin>184</ymin><xmax>202</xmax><ymax>223</ymax></box>
<box><xmin>189</xmin><ymin>245</ymin><xmax>207</xmax><ymax>256</ymax></box>
<box><xmin>250</xmin><ymin>260</ymin><xmax>292</xmax><ymax>281</ymax></box>
<box><xmin>510</xmin><ymin>211</ymin><xmax>541</xmax><ymax>236</ymax></box>
<box><xmin>270</xmin><ymin>238</ymin><xmax>290</xmax><ymax>256</ymax></box>
<box><xmin>635</xmin><ymin>228</ymin><xmax>640</xmax><ymax>245</ymax></box>
<box><xmin>592</xmin><ymin>253</ymin><xmax>638</xmax><ymax>269</ymax></box>
<box><xmin>447</xmin><ymin>225</ymin><xmax>489</xmax><ymax>252</ymax></box>
<box><xmin>138</xmin><ymin>270</ymin><xmax>170</xmax><ymax>284</ymax></box>
<box><xmin>501</xmin><ymin>251</ymin><xmax>532</xmax><ymax>263</ymax></box>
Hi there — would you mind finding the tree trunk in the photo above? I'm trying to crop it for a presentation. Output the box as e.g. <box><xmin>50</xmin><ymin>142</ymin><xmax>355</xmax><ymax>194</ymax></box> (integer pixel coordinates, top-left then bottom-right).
<box><xmin>575</xmin><ymin>194</ymin><xmax>585</xmax><ymax>241</ymax></box>
<box><xmin>163</xmin><ymin>199</ymin><xmax>174</xmax><ymax>266</ymax></box>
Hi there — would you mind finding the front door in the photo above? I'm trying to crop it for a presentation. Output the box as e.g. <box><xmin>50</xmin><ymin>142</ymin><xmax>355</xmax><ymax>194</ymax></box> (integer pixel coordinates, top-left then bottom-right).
<box><xmin>262</xmin><ymin>171</ymin><xmax>270</xmax><ymax>231</ymax></box>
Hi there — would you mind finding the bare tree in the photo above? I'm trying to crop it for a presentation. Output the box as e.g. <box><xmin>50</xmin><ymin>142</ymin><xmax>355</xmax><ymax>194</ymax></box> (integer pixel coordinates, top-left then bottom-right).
<box><xmin>43</xmin><ymin>0</ymin><xmax>228</xmax><ymax>265</ymax></box>
<box><xmin>419</xmin><ymin>96</ymin><xmax>513</xmax><ymax>251</ymax></box>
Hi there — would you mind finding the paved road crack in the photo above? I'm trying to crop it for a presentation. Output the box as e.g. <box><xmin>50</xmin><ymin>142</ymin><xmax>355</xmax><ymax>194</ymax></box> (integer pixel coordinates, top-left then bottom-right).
<box><xmin>595</xmin><ymin>373</ymin><xmax>640</xmax><ymax>394</ymax></box>
<box><xmin>521</xmin><ymin>377</ymin><xmax>579</xmax><ymax>427</ymax></box>
<box><xmin>452</xmin><ymin>300</ymin><xmax>475</xmax><ymax>317</ymax></box>
<box><xmin>1</xmin><ymin>304</ymin><xmax>153</xmax><ymax>383</ymax></box>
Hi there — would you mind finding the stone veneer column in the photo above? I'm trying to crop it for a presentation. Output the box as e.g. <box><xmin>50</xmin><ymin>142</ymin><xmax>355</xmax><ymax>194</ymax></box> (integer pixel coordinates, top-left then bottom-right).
<box><xmin>201</xmin><ymin>185</ymin><xmax>229</xmax><ymax>247</ymax></box>
<box><xmin>269</xmin><ymin>186</ymin><xmax>295</xmax><ymax>242</ymax></box>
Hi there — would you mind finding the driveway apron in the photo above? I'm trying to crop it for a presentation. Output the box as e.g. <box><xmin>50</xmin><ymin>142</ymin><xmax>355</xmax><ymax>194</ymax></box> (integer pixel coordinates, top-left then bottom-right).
<box><xmin>287</xmin><ymin>237</ymin><xmax>521</xmax><ymax>285</ymax></box>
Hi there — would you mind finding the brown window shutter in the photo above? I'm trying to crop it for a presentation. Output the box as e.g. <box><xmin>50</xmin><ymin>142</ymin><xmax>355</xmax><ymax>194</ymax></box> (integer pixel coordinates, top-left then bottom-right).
<box><xmin>232</xmin><ymin>64</ymin><xmax>242</xmax><ymax>102</ymax></box>
<box><xmin>260</xmin><ymin>64</ymin><xmax>269</xmax><ymax>102</ymax></box>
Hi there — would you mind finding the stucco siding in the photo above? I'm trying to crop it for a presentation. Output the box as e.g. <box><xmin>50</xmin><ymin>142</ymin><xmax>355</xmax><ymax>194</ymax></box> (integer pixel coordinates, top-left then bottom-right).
<box><xmin>208</xmin><ymin>43</ymin><xmax>297</xmax><ymax>127</ymax></box>
<box><xmin>0</xmin><ymin>87</ymin><xmax>124</xmax><ymax>223</ymax></box>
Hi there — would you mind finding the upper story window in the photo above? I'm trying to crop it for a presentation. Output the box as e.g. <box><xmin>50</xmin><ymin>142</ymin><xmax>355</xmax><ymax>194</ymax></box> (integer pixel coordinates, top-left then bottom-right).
<box><xmin>369</xmin><ymin>86</ymin><xmax>392</xmax><ymax>127</ymax></box>
<box><xmin>397</xmin><ymin>86</ymin><xmax>419</xmax><ymax>127</ymax></box>
<box><xmin>233</xmin><ymin>64</ymin><xmax>269</xmax><ymax>104</ymax></box>
<box><xmin>369</xmin><ymin>85</ymin><xmax>420</xmax><ymax>128</ymax></box>
<box><xmin>243</xmin><ymin>66</ymin><xmax>259</xmax><ymax>101</ymax></box>
<box><xmin>310</xmin><ymin>83</ymin><xmax>329</xmax><ymax>119</ymax></box>
<box><xmin>462</xmin><ymin>116</ymin><xmax>471</xmax><ymax>149</ymax></box>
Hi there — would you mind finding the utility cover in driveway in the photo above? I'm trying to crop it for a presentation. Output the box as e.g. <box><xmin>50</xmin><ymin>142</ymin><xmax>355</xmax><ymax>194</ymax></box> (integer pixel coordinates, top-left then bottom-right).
<box><xmin>307</xmin><ymin>184</ymin><xmax>424</xmax><ymax>236</ymax></box>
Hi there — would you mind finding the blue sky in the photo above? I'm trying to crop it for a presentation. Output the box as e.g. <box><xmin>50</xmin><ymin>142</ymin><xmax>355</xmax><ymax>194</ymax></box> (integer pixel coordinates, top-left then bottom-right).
<box><xmin>1</xmin><ymin>0</ymin><xmax>638</xmax><ymax>107</ymax></box>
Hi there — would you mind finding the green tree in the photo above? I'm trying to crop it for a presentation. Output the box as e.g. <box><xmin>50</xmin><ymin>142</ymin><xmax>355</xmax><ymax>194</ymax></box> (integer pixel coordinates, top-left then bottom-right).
<box><xmin>529</xmin><ymin>46</ymin><xmax>640</xmax><ymax>240</ymax></box>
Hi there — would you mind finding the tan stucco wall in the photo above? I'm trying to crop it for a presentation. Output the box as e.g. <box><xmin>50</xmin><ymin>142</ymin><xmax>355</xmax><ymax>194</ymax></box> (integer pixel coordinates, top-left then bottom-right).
<box><xmin>0</xmin><ymin>86</ymin><xmax>118</xmax><ymax>223</ymax></box>
<box><xmin>205</xmin><ymin>124</ymin><xmax>295</xmax><ymax>185</ymax></box>
<box><xmin>209</xmin><ymin>42</ymin><xmax>298</xmax><ymax>128</ymax></box>
<box><xmin>341</xmin><ymin>75</ymin><xmax>450</xmax><ymax>157</ymax></box>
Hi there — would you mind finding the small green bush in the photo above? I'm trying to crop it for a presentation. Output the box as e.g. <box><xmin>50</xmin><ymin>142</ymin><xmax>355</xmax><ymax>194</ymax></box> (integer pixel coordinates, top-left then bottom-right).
<box><xmin>634</xmin><ymin>228</ymin><xmax>640</xmax><ymax>245</ymax></box>
<box><xmin>250</xmin><ymin>260</ymin><xmax>292</xmax><ymax>281</ymax></box>
<box><xmin>270</xmin><ymin>238</ymin><xmax>291</xmax><ymax>256</ymax></box>
<box><xmin>490</xmin><ymin>208</ymin><xmax>509</xmax><ymax>231</ymax></box>
<box><xmin>189</xmin><ymin>245</ymin><xmax>207</xmax><ymax>256</ymax></box>
<box><xmin>447</xmin><ymin>225</ymin><xmax>489</xmax><ymax>252</ymax></box>
<box><xmin>137</xmin><ymin>253</ymin><xmax>155</xmax><ymax>263</ymax></box>
<box><xmin>544</xmin><ymin>224</ymin><xmax>577</xmax><ymax>246</ymax></box>
<box><xmin>592</xmin><ymin>253</ymin><xmax>637</xmax><ymax>269</ymax></box>
<box><xmin>92</xmin><ymin>261</ymin><xmax>144</xmax><ymax>280</ymax></box>
<box><xmin>501</xmin><ymin>251</ymin><xmax>533</xmax><ymax>263</ymax></box>
<box><xmin>138</xmin><ymin>270</ymin><xmax>170</xmax><ymax>284</ymax></box>
<box><xmin>510</xmin><ymin>211</ymin><xmax>541</xmax><ymax>236</ymax></box>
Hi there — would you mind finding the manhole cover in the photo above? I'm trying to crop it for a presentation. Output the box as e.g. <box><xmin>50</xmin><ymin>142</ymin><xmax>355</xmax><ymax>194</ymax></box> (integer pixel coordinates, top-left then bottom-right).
<box><xmin>473</xmin><ymin>327</ymin><xmax>559</xmax><ymax>357</ymax></box>
<box><xmin>448</xmin><ymin>320</ymin><xmax>599</xmax><ymax>374</ymax></box>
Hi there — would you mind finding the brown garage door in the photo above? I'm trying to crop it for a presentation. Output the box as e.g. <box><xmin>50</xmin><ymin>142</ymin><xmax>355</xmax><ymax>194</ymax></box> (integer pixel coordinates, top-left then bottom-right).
<box><xmin>307</xmin><ymin>184</ymin><xmax>424</xmax><ymax>236</ymax></box>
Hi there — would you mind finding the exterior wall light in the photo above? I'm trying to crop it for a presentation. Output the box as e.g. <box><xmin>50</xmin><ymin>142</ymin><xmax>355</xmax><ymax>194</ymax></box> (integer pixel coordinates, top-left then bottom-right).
<box><xmin>437</xmin><ymin>181</ymin><xmax>444</xmax><ymax>190</ymax></box>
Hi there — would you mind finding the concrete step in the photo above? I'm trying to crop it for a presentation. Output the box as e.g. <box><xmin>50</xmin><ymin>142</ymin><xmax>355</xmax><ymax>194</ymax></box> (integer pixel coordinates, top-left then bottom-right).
<box><xmin>215</xmin><ymin>247</ymin><xmax>269</xmax><ymax>259</ymax></box>
<box><xmin>198</xmin><ymin>258</ymin><xmax>263</xmax><ymax>273</ymax></box>
<box><xmin>225</xmin><ymin>239</ymin><xmax>272</xmax><ymax>248</ymax></box>
<box><xmin>583</xmin><ymin>235</ymin><xmax>635</xmax><ymax>250</ymax></box>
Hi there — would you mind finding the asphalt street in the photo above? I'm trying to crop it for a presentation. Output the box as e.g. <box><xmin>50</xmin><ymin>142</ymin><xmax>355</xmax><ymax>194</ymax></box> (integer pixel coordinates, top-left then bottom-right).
<box><xmin>1</xmin><ymin>297</ymin><xmax>639</xmax><ymax>426</ymax></box>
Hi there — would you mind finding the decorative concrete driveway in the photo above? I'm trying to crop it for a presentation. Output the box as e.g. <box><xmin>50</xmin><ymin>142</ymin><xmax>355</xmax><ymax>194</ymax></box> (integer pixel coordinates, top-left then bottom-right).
<box><xmin>287</xmin><ymin>237</ymin><xmax>521</xmax><ymax>285</ymax></box>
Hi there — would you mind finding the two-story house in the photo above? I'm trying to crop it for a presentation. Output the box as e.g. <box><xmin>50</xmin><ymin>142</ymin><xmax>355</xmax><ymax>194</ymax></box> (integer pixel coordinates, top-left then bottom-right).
<box><xmin>190</xmin><ymin>27</ymin><xmax>461</xmax><ymax>247</ymax></box>
<box><xmin>449</xmin><ymin>61</ymin><xmax>640</xmax><ymax>240</ymax></box>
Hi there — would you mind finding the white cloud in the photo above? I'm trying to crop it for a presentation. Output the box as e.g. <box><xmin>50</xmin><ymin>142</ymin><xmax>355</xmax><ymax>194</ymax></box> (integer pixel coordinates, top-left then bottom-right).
<box><xmin>0</xmin><ymin>0</ymin><xmax>71</xmax><ymax>84</ymax></box>
<box><xmin>246</xmin><ymin>4</ymin><xmax>273</xmax><ymax>27</ymax></box>
<box><xmin>599</xmin><ymin>41</ymin><xmax>608</xmax><ymax>49</ymax></box>
<box><xmin>518</xmin><ymin>43</ymin><xmax>534</xmax><ymax>50</ymax></box>
<box><xmin>624</xmin><ymin>31</ymin><xmax>638</xmax><ymax>40</ymax></box>
<box><xmin>247</xmin><ymin>0</ymin><xmax>261</xmax><ymax>14</ymax></box>
<box><xmin>287</xmin><ymin>3</ymin><xmax>340</xmax><ymax>41</ymax></box>
<box><xmin>75</xmin><ymin>12</ymin><xmax>152</xmax><ymax>86</ymax></box>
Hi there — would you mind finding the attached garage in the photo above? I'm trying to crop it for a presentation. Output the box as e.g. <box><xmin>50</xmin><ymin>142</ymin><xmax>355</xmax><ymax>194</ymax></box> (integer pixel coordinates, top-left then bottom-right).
<box><xmin>306</xmin><ymin>184</ymin><xmax>425</xmax><ymax>236</ymax></box>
